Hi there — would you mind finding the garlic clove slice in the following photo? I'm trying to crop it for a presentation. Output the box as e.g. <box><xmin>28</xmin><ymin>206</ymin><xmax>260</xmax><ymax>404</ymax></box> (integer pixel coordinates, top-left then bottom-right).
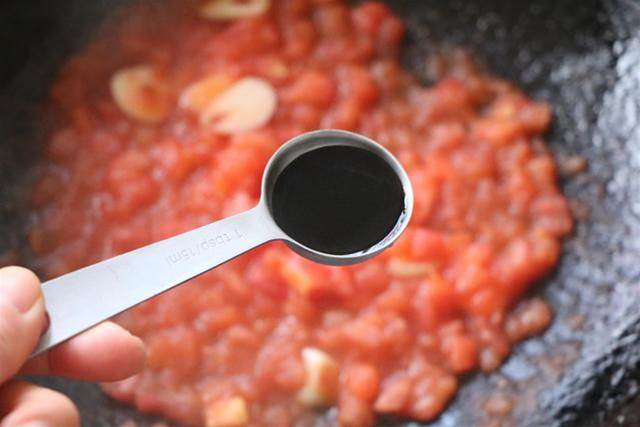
<box><xmin>110</xmin><ymin>65</ymin><xmax>171</xmax><ymax>123</ymax></box>
<box><xmin>179</xmin><ymin>73</ymin><xmax>236</xmax><ymax>113</ymax></box>
<box><xmin>204</xmin><ymin>396</ymin><xmax>249</xmax><ymax>427</ymax></box>
<box><xmin>297</xmin><ymin>347</ymin><xmax>339</xmax><ymax>408</ymax></box>
<box><xmin>200</xmin><ymin>77</ymin><xmax>277</xmax><ymax>134</ymax></box>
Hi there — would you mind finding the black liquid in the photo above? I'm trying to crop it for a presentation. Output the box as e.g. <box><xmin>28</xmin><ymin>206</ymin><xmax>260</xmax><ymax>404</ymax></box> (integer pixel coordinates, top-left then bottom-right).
<box><xmin>272</xmin><ymin>145</ymin><xmax>405</xmax><ymax>255</ymax></box>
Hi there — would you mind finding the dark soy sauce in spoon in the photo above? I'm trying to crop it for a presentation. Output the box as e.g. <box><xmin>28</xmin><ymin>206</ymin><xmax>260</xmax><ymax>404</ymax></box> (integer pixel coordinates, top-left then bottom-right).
<box><xmin>272</xmin><ymin>145</ymin><xmax>405</xmax><ymax>255</ymax></box>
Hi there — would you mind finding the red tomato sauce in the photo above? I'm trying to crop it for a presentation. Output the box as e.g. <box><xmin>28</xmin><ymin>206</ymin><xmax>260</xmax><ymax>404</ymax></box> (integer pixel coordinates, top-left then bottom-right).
<box><xmin>28</xmin><ymin>0</ymin><xmax>572</xmax><ymax>425</ymax></box>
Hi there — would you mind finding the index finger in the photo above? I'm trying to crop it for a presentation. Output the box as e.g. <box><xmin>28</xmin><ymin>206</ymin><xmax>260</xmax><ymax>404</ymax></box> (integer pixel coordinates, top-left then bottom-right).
<box><xmin>20</xmin><ymin>321</ymin><xmax>146</xmax><ymax>382</ymax></box>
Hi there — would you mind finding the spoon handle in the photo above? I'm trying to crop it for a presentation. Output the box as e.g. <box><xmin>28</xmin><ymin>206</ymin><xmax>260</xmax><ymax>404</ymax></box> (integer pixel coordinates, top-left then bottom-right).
<box><xmin>33</xmin><ymin>205</ymin><xmax>280</xmax><ymax>356</ymax></box>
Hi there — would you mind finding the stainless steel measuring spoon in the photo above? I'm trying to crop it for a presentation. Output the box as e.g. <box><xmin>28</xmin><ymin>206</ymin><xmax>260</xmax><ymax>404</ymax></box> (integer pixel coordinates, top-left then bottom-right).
<box><xmin>33</xmin><ymin>129</ymin><xmax>414</xmax><ymax>355</ymax></box>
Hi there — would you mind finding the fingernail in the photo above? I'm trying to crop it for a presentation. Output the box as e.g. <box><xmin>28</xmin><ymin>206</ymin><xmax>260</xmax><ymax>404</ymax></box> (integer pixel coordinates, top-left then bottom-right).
<box><xmin>0</xmin><ymin>268</ymin><xmax>42</xmax><ymax>313</ymax></box>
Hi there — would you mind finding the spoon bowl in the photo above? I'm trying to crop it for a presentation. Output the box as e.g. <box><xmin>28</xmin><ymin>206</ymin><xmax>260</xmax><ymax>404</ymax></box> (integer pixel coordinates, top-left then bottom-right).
<box><xmin>262</xmin><ymin>129</ymin><xmax>413</xmax><ymax>265</ymax></box>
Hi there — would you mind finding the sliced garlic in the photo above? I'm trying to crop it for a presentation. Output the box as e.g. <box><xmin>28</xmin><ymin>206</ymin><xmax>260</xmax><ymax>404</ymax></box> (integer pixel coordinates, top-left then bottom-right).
<box><xmin>110</xmin><ymin>65</ymin><xmax>170</xmax><ymax>123</ymax></box>
<box><xmin>205</xmin><ymin>396</ymin><xmax>249</xmax><ymax>427</ymax></box>
<box><xmin>179</xmin><ymin>73</ymin><xmax>236</xmax><ymax>113</ymax></box>
<box><xmin>387</xmin><ymin>259</ymin><xmax>435</xmax><ymax>278</ymax></box>
<box><xmin>200</xmin><ymin>0</ymin><xmax>270</xmax><ymax>21</ymax></box>
<box><xmin>297</xmin><ymin>347</ymin><xmax>339</xmax><ymax>408</ymax></box>
<box><xmin>200</xmin><ymin>77</ymin><xmax>277</xmax><ymax>134</ymax></box>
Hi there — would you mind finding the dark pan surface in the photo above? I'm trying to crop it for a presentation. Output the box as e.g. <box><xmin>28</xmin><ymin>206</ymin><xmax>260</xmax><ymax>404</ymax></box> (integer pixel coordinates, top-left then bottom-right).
<box><xmin>1</xmin><ymin>0</ymin><xmax>640</xmax><ymax>426</ymax></box>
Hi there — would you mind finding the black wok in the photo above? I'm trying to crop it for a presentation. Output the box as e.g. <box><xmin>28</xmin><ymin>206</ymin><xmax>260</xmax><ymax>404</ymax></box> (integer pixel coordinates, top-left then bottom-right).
<box><xmin>1</xmin><ymin>0</ymin><xmax>639</xmax><ymax>426</ymax></box>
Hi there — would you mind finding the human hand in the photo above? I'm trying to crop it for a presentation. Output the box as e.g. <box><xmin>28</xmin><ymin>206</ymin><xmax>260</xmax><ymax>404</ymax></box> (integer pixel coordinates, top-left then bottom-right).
<box><xmin>0</xmin><ymin>266</ymin><xmax>146</xmax><ymax>427</ymax></box>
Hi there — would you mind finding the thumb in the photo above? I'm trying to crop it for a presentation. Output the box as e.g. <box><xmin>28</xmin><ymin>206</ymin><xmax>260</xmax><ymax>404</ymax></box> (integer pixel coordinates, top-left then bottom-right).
<box><xmin>0</xmin><ymin>267</ymin><xmax>46</xmax><ymax>383</ymax></box>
